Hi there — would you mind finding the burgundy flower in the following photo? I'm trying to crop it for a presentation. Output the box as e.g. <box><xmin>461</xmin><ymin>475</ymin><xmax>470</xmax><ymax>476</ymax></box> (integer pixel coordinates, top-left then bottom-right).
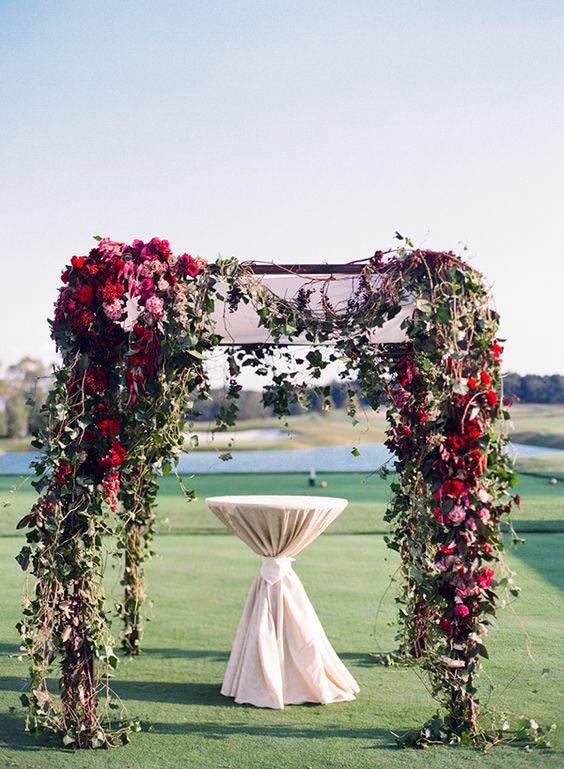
<box><xmin>70</xmin><ymin>306</ymin><xmax>95</xmax><ymax>333</ymax></box>
<box><xmin>439</xmin><ymin>618</ymin><xmax>453</xmax><ymax>634</ymax></box>
<box><xmin>84</xmin><ymin>366</ymin><xmax>108</xmax><ymax>395</ymax></box>
<box><xmin>54</xmin><ymin>462</ymin><xmax>73</xmax><ymax>487</ymax></box>
<box><xmin>179</xmin><ymin>253</ymin><xmax>199</xmax><ymax>278</ymax></box>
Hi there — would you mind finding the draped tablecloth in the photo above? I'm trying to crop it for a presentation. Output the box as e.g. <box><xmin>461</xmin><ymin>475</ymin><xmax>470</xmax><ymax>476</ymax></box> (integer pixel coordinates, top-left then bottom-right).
<box><xmin>205</xmin><ymin>495</ymin><xmax>360</xmax><ymax>709</ymax></box>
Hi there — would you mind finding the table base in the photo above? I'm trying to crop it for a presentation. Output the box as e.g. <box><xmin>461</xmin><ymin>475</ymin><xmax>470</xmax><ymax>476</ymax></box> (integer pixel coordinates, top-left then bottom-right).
<box><xmin>221</xmin><ymin>560</ymin><xmax>360</xmax><ymax>709</ymax></box>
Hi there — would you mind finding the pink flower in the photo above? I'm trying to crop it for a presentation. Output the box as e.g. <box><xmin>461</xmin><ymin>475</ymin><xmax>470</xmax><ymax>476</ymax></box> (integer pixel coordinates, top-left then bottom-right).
<box><xmin>454</xmin><ymin>604</ymin><xmax>470</xmax><ymax>618</ymax></box>
<box><xmin>103</xmin><ymin>299</ymin><xmax>123</xmax><ymax>321</ymax></box>
<box><xmin>145</xmin><ymin>294</ymin><xmax>164</xmax><ymax>318</ymax></box>
<box><xmin>137</xmin><ymin>262</ymin><xmax>154</xmax><ymax>278</ymax></box>
<box><xmin>448</xmin><ymin>505</ymin><xmax>467</xmax><ymax>524</ymax></box>
<box><xmin>477</xmin><ymin>508</ymin><xmax>491</xmax><ymax>524</ymax></box>
<box><xmin>98</xmin><ymin>238</ymin><xmax>124</xmax><ymax>257</ymax></box>
<box><xmin>477</xmin><ymin>487</ymin><xmax>492</xmax><ymax>503</ymax></box>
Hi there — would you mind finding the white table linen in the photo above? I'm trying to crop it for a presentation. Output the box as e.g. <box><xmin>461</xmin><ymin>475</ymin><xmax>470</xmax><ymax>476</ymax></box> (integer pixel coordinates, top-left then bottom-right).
<box><xmin>205</xmin><ymin>495</ymin><xmax>360</xmax><ymax>709</ymax></box>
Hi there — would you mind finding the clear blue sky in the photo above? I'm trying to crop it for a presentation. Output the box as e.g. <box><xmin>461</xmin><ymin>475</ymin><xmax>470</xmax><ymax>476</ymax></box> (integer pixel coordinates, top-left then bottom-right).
<box><xmin>1</xmin><ymin>1</ymin><xmax>563</xmax><ymax>374</ymax></box>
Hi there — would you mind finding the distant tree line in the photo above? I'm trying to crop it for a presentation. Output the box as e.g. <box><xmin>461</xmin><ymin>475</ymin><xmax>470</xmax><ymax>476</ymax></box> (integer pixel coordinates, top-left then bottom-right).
<box><xmin>193</xmin><ymin>381</ymin><xmax>351</xmax><ymax>421</ymax></box>
<box><xmin>1</xmin><ymin>361</ymin><xmax>562</xmax><ymax>439</ymax></box>
<box><xmin>503</xmin><ymin>372</ymin><xmax>564</xmax><ymax>404</ymax></box>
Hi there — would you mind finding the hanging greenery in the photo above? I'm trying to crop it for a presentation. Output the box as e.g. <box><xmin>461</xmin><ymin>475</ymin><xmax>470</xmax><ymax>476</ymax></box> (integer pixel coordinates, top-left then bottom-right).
<box><xmin>229</xmin><ymin>246</ymin><xmax>521</xmax><ymax>744</ymax></box>
<box><xmin>16</xmin><ymin>236</ymin><xmax>532</xmax><ymax>749</ymax></box>
<box><xmin>16</xmin><ymin>237</ymin><xmax>238</xmax><ymax>746</ymax></box>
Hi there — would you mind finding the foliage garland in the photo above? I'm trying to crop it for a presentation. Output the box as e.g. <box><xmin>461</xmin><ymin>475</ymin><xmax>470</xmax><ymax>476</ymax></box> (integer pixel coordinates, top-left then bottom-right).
<box><xmin>16</xmin><ymin>237</ymin><xmax>536</xmax><ymax>748</ymax></box>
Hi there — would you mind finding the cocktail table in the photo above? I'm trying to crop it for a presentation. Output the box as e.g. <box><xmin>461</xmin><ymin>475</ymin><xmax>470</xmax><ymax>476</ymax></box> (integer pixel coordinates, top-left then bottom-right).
<box><xmin>205</xmin><ymin>495</ymin><xmax>359</xmax><ymax>709</ymax></box>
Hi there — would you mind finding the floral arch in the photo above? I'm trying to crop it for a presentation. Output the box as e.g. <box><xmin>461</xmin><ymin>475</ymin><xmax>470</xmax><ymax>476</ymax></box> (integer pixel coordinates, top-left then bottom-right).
<box><xmin>17</xmin><ymin>236</ymin><xmax>518</xmax><ymax>749</ymax></box>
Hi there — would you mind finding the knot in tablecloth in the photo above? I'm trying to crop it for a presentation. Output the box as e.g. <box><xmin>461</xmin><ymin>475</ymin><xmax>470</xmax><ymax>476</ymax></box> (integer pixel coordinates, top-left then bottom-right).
<box><xmin>260</xmin><ymin>556</ymin><xmax>295</xmax><ymax>585</ymax></box>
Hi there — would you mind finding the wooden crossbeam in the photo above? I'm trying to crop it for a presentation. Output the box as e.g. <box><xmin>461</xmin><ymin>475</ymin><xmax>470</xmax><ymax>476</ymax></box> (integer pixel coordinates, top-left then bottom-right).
<box><xmin>243</xmin><ymin>262</ymin><xmax>367</xmax><ymax>275</ymax></box>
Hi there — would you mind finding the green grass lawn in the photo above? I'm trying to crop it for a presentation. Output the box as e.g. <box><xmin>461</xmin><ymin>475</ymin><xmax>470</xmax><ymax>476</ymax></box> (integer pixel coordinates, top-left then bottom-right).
<box><xmin>0</xmin><ymin>531</ymin><xmax>562</xmax><ymax>768</ymax></box>
<box><xmin>0</xmin><ymin>470</ymin><xmax>563</xmax><ymax>768</ymax></box>
<box><xmin>510</xmin><ymin>404</ymin><xmax>564</xmax><ymax>450</ymax></box>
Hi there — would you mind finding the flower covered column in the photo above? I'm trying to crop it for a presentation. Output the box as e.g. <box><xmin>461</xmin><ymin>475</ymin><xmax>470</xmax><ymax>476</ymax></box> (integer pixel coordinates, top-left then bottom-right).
<box><xmin>17</xmin><ymin>237</ymin><xmax>231</xmax><ymax>747</ymax></box>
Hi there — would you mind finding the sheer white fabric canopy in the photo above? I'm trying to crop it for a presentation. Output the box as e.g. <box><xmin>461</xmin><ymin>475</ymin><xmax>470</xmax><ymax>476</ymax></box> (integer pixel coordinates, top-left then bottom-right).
<box><xmin>212</xmin><ymin>266</ymin><xmax>414</xmax><ymax>346</ymax></box>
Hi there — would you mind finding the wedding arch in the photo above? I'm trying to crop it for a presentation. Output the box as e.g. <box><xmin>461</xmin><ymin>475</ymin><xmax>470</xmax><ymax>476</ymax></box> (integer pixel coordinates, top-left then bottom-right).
<box><xmin>16</xmin><ymin>236</ymin><xmax>518</xmax><ymax>749</ymax></box>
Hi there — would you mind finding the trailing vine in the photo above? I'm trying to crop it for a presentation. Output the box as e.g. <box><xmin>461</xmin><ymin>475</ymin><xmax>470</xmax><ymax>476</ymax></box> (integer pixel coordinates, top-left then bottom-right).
<box><xmin>16</xmin><ymin>237</ymin><xmax>238</xmax><ymax>746</ymax></box>
<box><xmin>230</xmin><ymin>247</ymin><xmax>524</xmax><ymax>744</ymax></box>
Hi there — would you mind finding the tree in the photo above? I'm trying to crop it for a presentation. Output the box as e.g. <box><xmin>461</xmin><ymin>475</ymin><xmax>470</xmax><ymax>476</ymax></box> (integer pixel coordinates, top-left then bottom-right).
<box><xmin>6</xmin><ymin>394</ymin><xmax>29</xmax><ymax>438</ymax></box>
<box><xmin>0</xmin><ymin>357</ymin><xmax>51</xmax><ymax>437</ymax></box>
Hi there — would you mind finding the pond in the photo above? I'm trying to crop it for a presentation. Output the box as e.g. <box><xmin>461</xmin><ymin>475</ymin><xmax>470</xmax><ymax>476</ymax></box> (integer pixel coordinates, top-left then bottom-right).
<box><xmin>0</xmin><ymin>442</ymin><xmax>559</xmax><ymax>476</ymax></box>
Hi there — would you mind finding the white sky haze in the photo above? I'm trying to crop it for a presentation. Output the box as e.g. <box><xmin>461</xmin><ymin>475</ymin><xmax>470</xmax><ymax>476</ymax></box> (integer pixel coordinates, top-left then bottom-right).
<box><xmin>1</xmin><ymin>1</ymin><xmax>563</xmax><ymax>375</ymax></box>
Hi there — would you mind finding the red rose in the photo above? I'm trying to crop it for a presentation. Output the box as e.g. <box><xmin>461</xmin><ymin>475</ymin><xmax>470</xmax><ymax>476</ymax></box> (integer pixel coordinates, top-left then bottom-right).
<box><xmin>479</xmin><ymin>371</ymin><xmax>491</xmax><ymax>385</ymax></box>
<box><xmin>97</xmin><ymin>417</ymin><xmax>121</xmax><ymax>437</ymax></box>
<box><xmin>99</xmin><ymin>439</ymin><xmax>126</xmax><ymax>470</ymax></box>
<box><xmin>442</xmin><ymin>479</ymin><xmax>466</xmax><ymax>497</ymax></box>
<box><xmin>71</xmin><ymin>255</ymin><xmax>86</xmax><ymax>269</ymax></box>
<box><xmin>486</xmin><ymin>390</ymin><xmax>498</xmax><ymax>406</ymax></box>
<box><xmin>75</xmin><ymin>284</ymin><xmax>94</xmax><ymax>306</ymax></box>
<box><xmin>467</xmin><ymin>377</ymin><xmax>477</xmax><ymax>390</ymax></box>
<box><xmin>454</xmin><ymin>604</ymin><xmax>470</xmax><ymax>618</ymax></box>
<box><xmin>493</xmin><ymin>341</ymin><xmax>503</xmax><ymax>362</ymax></box>
<box><xmin>477</xmin><ymin>567</ymin><xmax>495</xmax><ymax>589</ymax></box>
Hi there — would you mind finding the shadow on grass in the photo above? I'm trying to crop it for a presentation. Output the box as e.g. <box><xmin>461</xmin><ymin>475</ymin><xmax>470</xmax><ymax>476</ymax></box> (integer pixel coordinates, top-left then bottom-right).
<box><xmin>143</xmin><ymin>719</ymin><xmax>402</xmax><ymax>745</ymax></box>
<box><xmin>505</xmin><ymin>529</ymin><xmax>564</xmax><ymax>592</ymax></box>
<box><xmin>339</xmin><ymin>652</ymin><xmax>380</xmax><ymax>668</ymax></box>
<box><xmin>0</xmin><ymin>642</ymin><xmax>19</xmax><ymax>656</ymax></box>
<box><xmin>0</xmin><ymin>675</ymin><xmax>232</xmax><ymax>708</ymax></box>
<box><xmin>139</xmin><ymin>648</ymin><xmax>229</xmax><ymax>661</ymax></box>
<box><xmin>0</xmin><ymin>712</ymin><xmax>67</xmax><ymax>753</ymax></box>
